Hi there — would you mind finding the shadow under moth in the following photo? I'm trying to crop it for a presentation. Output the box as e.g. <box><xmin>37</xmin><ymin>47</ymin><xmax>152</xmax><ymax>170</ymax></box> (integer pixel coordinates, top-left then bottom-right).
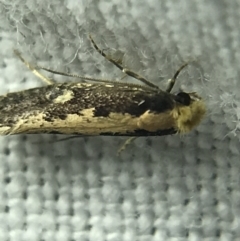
<box><xmin>0</xmin><ymin>35</ymin><xmax>206</xmax><ymax>142</ymax></box>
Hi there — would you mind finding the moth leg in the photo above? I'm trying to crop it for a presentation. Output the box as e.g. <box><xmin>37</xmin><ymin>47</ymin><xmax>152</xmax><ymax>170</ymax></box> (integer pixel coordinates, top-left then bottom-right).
<box><xmin>13</xmin><ymin>49</ymin><xmax>55</xmax><ymax>85</ymax></box>
<box><xmin>165</xmin><ymin>63</ymin><xmax>188</xmax><ymax>93</ymax></box>
<box><xmin>89</xmin><ymin>35</ymin><xmax>159</xmax><ymax>89</ymax></box>
<box><xmin>117</xmin><ymin>137</ymin><xmax>136</xmax><ymax>156</ymax></box>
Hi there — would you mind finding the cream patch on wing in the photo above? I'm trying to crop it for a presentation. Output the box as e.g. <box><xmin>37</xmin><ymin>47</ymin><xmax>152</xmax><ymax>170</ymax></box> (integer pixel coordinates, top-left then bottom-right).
<box><xmin>0</xmin><ymin>126</ymin><xmax>12</xmax><ymax>135</ymax></box>
<box><xmin>4</xmin><ymin>108</ymin><xmax>140</xmax><ymax>135</ymax></box>
<box><xmin>52</xmin><ymin>90</ymin><xmax>74</xmax><ymax>104</ymax></box>
<box><xmin>137</xmin><ymin>110</ymin><xmax>175</xmax><ymax>131</ymax></box>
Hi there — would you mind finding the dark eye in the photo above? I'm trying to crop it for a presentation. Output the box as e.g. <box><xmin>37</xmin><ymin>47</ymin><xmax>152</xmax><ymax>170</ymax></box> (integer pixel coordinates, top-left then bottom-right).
<box><xmin>176</xmin><ymin>92</ymin><xmax>191</xmax><ymax>106</ymax></box>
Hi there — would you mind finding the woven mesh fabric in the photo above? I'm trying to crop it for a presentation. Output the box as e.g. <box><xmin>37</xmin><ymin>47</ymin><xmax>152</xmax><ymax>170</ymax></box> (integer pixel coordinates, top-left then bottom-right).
<box><xmin>0</xmin><ymin>0</ymin><xmax>239</xmax><ymax>241</ymax></box>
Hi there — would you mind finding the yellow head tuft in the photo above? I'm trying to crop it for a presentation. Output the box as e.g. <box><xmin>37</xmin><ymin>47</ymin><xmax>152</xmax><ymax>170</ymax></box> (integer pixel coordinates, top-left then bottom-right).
<box><xmin>171</xmin><ymin>93</ymin><xmax>206</xmax><ymax>134</ymax></box>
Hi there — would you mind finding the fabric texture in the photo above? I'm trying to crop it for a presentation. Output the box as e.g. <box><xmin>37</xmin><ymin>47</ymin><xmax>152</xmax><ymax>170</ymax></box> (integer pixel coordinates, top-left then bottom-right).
<box><xmin>0</xmin><ymin>0</ymin><xmax>239</xmax><ymax>241</ymax></box>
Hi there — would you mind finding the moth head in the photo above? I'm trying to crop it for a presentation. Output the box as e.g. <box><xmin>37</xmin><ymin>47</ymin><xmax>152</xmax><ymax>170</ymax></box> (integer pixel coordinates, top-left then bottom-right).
<box><xmin>172</xmin><ymin>91</ymin><xmax>206</xmax><ymax>134</ymax></box>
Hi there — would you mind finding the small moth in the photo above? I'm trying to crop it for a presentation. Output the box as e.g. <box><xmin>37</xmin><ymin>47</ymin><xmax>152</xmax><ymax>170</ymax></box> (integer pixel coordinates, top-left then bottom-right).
<box><xmin>0</xmin><ymin>35</ymin><xmax>206</xmax><ymax>138</ymax></box>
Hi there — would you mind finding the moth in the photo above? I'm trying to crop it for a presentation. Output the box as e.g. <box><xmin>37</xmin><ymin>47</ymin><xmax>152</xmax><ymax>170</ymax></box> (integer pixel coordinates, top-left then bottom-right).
<box><xmin>0</xmin><ymin>35</ymin><xmax>206</xmax><ymax>139</ymax></box>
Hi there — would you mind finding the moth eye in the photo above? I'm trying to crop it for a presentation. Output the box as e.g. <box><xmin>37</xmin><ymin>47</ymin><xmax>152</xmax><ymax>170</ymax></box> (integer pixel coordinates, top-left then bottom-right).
<box><xmin>176</xmin><ymin>92</ymin><xmax>191</xmax><ymax>106</ymax></box>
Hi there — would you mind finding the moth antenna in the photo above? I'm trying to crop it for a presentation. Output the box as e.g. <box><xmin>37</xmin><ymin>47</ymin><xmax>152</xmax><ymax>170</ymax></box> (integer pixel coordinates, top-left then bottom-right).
<box><xmin>89</xmin><ymin>34</ymin><xmax>159</xmax><ymax>89</ymax></box>
<box><xmin>166</xmin><ymin>63</ymin><xmax>188</xmax><ymax>93</ymax></box>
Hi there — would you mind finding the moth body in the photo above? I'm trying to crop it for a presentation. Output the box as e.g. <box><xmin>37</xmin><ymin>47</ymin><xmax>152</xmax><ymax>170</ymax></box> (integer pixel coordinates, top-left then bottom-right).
<box><xmin>0</xmin><ymin>82</ymin><xmax>205</xmax><ymax>136</ymax></box>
